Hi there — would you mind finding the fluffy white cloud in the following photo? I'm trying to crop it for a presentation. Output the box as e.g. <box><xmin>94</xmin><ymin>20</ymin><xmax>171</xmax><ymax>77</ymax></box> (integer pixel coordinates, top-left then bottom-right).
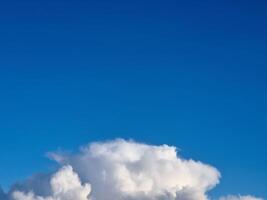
<box><xmin>2</xmin><ymin>139</ymin><xmax>264</xmax><ymax>200</ymax></box>
<box><xmin>12</xmin><ymin>166</ymin><xmax>91</xmax><ymax>200</ymax></box>
<box><xmin>49</xmin><ymin>139</ymin><xmax>220</xmax><ymax>200</ymax></box>
<box><xmin>219</xmin><ymin>195</ymin><xmax>263</xmax><ymax>200</ymax></box>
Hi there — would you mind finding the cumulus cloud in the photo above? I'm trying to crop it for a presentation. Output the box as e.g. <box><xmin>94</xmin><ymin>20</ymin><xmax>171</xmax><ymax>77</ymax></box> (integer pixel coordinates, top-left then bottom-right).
<box><xmin>12</xmin><ymin>166</ymin><xmax>91</xmax><ymax>200</ymax></box>
<box><xmin>219</xmin><ymin>195</ymin><xmax>264</xmax><ymax>200</ymax></box>
<box><xmin>48</xmin><ymin>139</ymin><xmax>221</xmax><ymax>200</ymax></box>
<box><xmin>1</xmin><ymin>139</ymin><xmax>264</xmax><ymax>200</ymax></box>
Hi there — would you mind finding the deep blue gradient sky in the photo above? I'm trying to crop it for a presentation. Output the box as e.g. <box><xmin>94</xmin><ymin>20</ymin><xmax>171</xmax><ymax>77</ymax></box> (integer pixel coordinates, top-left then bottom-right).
<box><xmin>0</xmin><ymin>0</ymin><xmax>266</xmax><ymax>198</ymax></box>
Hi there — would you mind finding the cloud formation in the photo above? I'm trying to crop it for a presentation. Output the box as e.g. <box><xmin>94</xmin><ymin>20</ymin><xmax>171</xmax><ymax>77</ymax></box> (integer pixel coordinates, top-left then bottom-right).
<box><xmin>219</xmin><ymin>195</ymin><xmax>263</xmax><ymax>200</ymax></box>
<box><xmin>12</xmin><ymin>165</ymin><xmax>91</xmax><ymax>200</ymax></box>
<box><xmin>1</xmin><ymin>139</ymin><xmax>263</xmax><ymax>200</ymax></box>
<box><xmin>49</xmin><ymin>139</ymin><xmax>220</xmax><ymax>200</ymax></box>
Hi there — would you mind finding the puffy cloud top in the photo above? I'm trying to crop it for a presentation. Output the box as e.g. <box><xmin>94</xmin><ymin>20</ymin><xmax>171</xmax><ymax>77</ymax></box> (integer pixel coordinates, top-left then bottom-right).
<box><xmin>51</xmin><ymin>139</ymin><xmax>220</xmax><ymax>200</ymax></box>
<box><xmin>12</xmin><ymin>166</ymin><xmax>91</xmax><ymax>200</ymax></box>
<box><xmin>1</xmin><ymin>139</ymin><xmax>264</xmax><ymax>200</ymax></box>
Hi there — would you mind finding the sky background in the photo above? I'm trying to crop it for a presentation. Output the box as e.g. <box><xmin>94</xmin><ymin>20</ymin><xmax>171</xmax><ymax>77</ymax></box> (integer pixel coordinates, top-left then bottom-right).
<box><xmin>0</xmin><ymin>0</ymin><xmax>266</xmax><ymax>199</ymax></box>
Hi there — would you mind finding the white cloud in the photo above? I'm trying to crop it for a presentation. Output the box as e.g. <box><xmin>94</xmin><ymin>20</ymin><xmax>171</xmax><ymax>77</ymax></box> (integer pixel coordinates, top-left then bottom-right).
<box><xmin>49</xmin><ymin>139</ymin><xmax>220</xmax><ymax>200</ymax></box>
<box><xmin>2</xmin><ymin>139</ymin><xmax>263</xmax><ymax>200</ymax></box>
<box><xmin>12</xmin><ymin>165</ymin><xmax>91</xmax><ymax>200</ymax></box>
<box><xmin>219</xmin><ymin>195</ymin><xmax>263</xmax><ymax>200</ymax></box>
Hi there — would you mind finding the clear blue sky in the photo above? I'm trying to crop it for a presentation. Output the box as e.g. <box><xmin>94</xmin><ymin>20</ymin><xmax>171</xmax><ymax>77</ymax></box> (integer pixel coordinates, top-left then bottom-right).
<box><xmin>0</xmin><ymin>0</ymin><xmax>266</xmax><ymax>198</ymax></box>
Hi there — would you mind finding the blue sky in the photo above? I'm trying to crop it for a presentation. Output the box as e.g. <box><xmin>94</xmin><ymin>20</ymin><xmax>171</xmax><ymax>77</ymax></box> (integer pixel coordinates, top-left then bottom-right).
<box><xmin>0</xmin><ymin>0</ymin><xmax>266</xmax><ymax>199</ymax></box>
